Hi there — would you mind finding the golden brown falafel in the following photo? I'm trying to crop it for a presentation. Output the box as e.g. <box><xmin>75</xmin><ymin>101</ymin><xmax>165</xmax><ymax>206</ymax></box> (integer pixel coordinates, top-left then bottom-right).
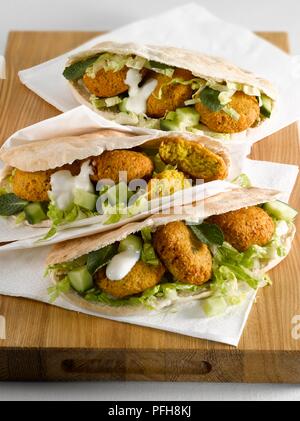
<box><xmin>146</xmin><ymin>69</ymin><xmax>193</xmax><ymax>118</ymax></box>
<box><xmin>195</xmin><ymin>91</ymin><xmax>260</xmax><ymax>133</ymax></box>
<box><xmin>158</xmin><ymin>136</ymin><xmax>228</xmax><ymax>182</ymax></box>
<box><xmin>91</xmin><ymin>150</ymin><xmax>154</xmax><ymax>184</ymax></box>
<box><xmin>147</xmin><ymin>169</ymin><xmax>191</xmax><ymax>199</ymax></box>
<box><xmin>207</xmin><ymin>206</ymin><xmax>275</xmax><ymax>252</ymax></box>
<box><xmin>12</xmin><ymin>162</ymin><xmax>81</xmax><ymax>202</ymax></box>
<box><xmin>96</xmin><ymin>260</ymin><xmax>165</xmax><ymax>298</ymax></box>
<box><xmin>83</xmin><ymin>66</ymin><xmax>129</xmax><ymax>97</ymax></box>
<box><xmin>153</xmin><ymin>221</ymin><xmax>212</xmax><ymax>286</ymax></box>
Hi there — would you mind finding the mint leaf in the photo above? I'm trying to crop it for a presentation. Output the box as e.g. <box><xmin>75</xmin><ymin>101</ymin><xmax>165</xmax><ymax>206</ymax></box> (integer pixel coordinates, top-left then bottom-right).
<box><xmin>0</xmin><ymin>193</ymin><xmax>29</xmax><ymax>216</ymax></box>
<box><xmin>63</xmin><ymin>55</ymin><xmax>99</xmax><ymax>81</ymax></box>
<box><xmin>200</xmin><ymin>86</ymin><xmax>224</xmax><ymax>112</ymax></box>
<box><xmin>87</xmin><ymin>243</ymin><xmax>118</xmax><ymax>275</ymax></box>
<box><xmin>189</xmin><ymin>223</ymin><xmax>224</xmax><ymax>246</ymax></box>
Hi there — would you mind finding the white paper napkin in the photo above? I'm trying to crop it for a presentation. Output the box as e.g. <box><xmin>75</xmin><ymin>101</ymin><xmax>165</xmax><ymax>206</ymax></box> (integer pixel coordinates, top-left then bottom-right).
<box><xmin>0</xmin><ymin>244</ymin><xmax>256</xmax><ymax>346</ymax></box>
<box><xmin>18</xmin><ymin>3</ymin><xmax>300</xmax><ymax>144</ymax></box>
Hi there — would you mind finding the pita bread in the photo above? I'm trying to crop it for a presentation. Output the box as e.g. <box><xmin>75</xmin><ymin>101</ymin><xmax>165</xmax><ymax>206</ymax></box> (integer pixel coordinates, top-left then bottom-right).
<box><xmin>0</xmin><ymin>130</ymin><xmax>230</xmax><ymax>173</ymax></box>
<box><xmin>65</xmin><ymin>41</ymin><xmax>277</xmax><ymax>134</ymax></box>
<box><xmin>66</xmin><ymin>41</ymin><xmax>277</xmax><ymax>99</ymax></box>
<box><xmin>46</xmin><ymin>186</ymin><xmax>296</xmax><ymax>317</ymax></box>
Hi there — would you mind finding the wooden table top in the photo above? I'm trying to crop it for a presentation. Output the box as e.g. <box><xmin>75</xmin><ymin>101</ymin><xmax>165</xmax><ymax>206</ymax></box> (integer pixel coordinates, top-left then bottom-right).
<box><xmin>0</xmin><ymin>31</ymin><xmax>299</xmax><ymax>382</ymax></box>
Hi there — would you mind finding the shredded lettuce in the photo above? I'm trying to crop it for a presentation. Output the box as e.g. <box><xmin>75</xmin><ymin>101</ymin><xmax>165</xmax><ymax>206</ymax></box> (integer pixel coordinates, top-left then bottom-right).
<box><xmin>86</xmin><ymin>53</ymin><xmax>128</xmax><ymax>77</ymax></box>
<box><xmin>153</xmin><ymin>77</ymin><xmax>201</xmax><ymax>101</ymax></box>
<box><xmin>46</xmin><ymin>255</ymin><xmax>88</xmax><ymax>276</ymax></box>
<box><xmin>83</xmin><ymin>281</ymin><xmax>205</xmax><ymax>309</ymax></box>
<box><xmin>153</xmin><ymin>153</ymin><xmax>177</xmax><ymax>174</ymax></box>
<box><xmin>126</xmin><ymin>56</ymin><xmax>148</xmax><ymax>70</ymax></box>
<box><xmin>47</xmin><ymin>276</ymin><xmax>71</xmax><ymax>303</ymax></box>
<box><xmin>98</xmin><ymin>183</ymin><xmax>148</xmax><ymax>225</ymax></box>
<box><xmin>44</xmin><ymin>203</ymin><xmax>97</xmax><ymax>239</ymax></box>
<box><xmin>223</xmin><ymin>106</ymin><xmax>240</xmax><ymax>121</ymax></box>
<box><xmin>203</xmin><ymin>220</ymin><xmax>290</xmax><ymax>316</ymax></box>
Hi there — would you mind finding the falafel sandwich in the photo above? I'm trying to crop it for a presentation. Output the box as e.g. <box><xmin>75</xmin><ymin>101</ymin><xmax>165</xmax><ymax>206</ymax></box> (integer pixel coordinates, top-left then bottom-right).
<box><xmin>0</xmin><ymin>129</ymin><xmax>231</xmax><ymax>240</ymax></box>
<box><xmin>63</xmin><ymin>42</ymin><xmax>277</xmax><ymax>140</ymax></box>
<box><xmin>46</xmin><ymin>187</ymin><xmax>297</xmax><ymax>317</ymax></box>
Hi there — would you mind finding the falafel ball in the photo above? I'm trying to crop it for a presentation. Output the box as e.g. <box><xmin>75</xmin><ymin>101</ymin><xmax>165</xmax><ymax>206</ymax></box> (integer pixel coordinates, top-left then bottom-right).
<box><xmin>12</xmin><ymin>161</ymin><xmax>81</xmax><ymax>202</ymax></box>
<box><xmin>159</xmin><ymin>136</ymin><xmax>228</xmax><ymax>182</ymax></box>
<box><xmin>148</xmin><ymin>169</ymin><xmax>191</xmax><ymax>199</ymax></box>
<box><xmin>146</xmin><ymin>69</ymin><xmax>193</xmax><ymax>118</ymax></box>
<box><xmin>153</xmin><ymin>221</ymin><xmax>212</xmax><ymax>286</ymax></box>
<box><xmin>96</xmin><ymin>260</ymin><xmax>165</xmax><ymax>298</ymax></box>
<box><xmin>91</xmin><ymin>150</ymin><xmax>154</xmax><ymax>184</ymax></box>
<box><xmin>207</xmin><ymin>206</ymin><xmax>275</xmax><ymax>252</ymax></box>
<box><xmin>82</xmin><ymin>66</ymin><xmax>129</xmax><ymax>98</ymax></box>
<box><xmin>195</xmin><ymin>91</ymin><xmax>260</xmax><ymax>134</ymax></box>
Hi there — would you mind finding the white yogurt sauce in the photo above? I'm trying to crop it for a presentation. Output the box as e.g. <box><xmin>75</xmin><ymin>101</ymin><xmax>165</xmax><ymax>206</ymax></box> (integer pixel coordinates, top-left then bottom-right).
<box><xmin>106</xmin><ymin>249</ymin><xmax>141</xmax><ymax>281</ymax></box>
<box><xmin>125</xmin><ymin>68</ymin><xmax>157</xmax><ymax>114</ymax></box>
<box><xmin>50</xmin><ymin>161</ymin><xmax>94</xmax><ymax>210</ymax></box>
<box><xmin>275</xmin><ymin>220</ymin><xmax>289</xmax><ymax>237</ymax></box>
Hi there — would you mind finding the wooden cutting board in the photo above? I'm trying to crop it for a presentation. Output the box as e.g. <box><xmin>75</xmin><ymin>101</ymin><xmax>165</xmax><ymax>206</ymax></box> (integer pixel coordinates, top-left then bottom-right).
<box><xmin>0</xmin><ymin>32</ymin><xmax>299</xmax><ymax>382</ymax></box>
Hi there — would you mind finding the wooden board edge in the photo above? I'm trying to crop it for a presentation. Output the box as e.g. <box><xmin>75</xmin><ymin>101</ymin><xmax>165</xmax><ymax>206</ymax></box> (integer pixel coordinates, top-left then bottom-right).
<box><xmin>1</xmin><ymin>348</ymin><xmax>300</xmax><ymax>382</ymax></box>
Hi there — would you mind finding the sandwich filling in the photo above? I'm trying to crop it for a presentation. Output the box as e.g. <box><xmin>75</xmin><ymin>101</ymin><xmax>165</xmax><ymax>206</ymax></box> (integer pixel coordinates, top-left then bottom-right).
<box><xmin>63</xmin><ymin>53</ymin><xmax>274</xmax><ymax>138</ymax></box>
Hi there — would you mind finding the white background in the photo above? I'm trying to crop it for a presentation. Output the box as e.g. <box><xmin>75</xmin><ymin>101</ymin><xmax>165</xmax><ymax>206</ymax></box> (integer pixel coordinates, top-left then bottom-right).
<box><xmin>1</xmin><ymin>0</ymin><xmax>300</xmax><ymax>401</ymax></box>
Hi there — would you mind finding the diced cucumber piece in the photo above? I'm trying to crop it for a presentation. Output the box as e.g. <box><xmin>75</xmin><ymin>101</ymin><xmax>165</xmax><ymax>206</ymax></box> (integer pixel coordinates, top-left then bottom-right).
<box><xmin>160</xmin><ymin>118</ymin><xmax>181</xmax><ymax>132</ymax></box>
<box><xmin>175</xmin><ymin>107</ymin><xmax>200</xmax><ymax>127</ymax></box>
<box><xmin>74</xmin><ymin>189</ymin><xmax>97</xmax><ymax>211</ymax></box>
<box><xmin>160</xmin><ymin>107</ymin><xmax>200</xmax><ymax>132</ymax></box>
<box><xmin>202</xmin><ymin>296</ymin><xmax>227</xmax><ymax>317</ymax></box>
<box><xmin>118</xmin><ymin>98</ymin><xmax>129</xmax><ymax>112</ymax></box>
<box><xmin>68</xmin><ymin>266</ymin><xmax>93</xmax><ymax>293</ymax></box>
<box><xmin>260</xmin><ymin>94</ymin><xmax>273</xmax><ymax>118</ymax></box>
<box><xmin>24</xmin><ymin>202</ymin><xmax>47</xmax><ymax>225</ymax></box>
<box><xmin>263</xmin><ymin>201</ymin><xmax>298</xmax><ymax>222</ymax></box>
<box><xmin>165</xmin><ymin>111</ymin><xmax>177</xmax><ymax>120</ymax></box>
<box><xmin>118</xmin><ymin>234</ymin><xmax>143</xmax><ymax>253</ymax></box>
<box><xmin>107</xmin><ymin>182</ymin><xmax>129</xmax><ymax>206</ymax></box>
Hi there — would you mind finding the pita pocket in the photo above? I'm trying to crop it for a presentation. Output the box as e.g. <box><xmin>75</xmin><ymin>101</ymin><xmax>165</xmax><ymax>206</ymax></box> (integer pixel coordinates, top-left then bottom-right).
<box><xmin>63</xmin><ymin>41</ymin><xmax>277</xmax><ymax>141</ymax></box>
<box><xmin>0</xmin><ymin>128</ymin><xmax>231</xmax><ymax>242</ymax></box>
<box><xmin>46</xmin><ymin>187</ymin><xmax>296</xmax><ymax>317</ymax></box>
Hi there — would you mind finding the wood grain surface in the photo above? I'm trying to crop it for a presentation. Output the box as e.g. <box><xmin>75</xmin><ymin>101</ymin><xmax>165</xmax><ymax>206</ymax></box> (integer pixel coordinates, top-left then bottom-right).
<box><xmin>0</xmin><ymin>32</ymin><xmax>299</xmax><ymax>382</ymax></box>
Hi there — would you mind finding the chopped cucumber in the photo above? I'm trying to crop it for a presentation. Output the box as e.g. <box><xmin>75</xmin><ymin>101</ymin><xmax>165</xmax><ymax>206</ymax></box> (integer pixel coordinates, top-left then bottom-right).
<box><xmin>175</xmin><ymin>107</ymin><xmax>200</xmax><ymax>127</ymax></box>
<box><xmin>263</xmin><ymin>201</ymin><xmax>298</xmax><ymax>222</ymax></box>
<box><xmin>68</xmin><ymin>266</ymin><xmax>93</xmax><ymax>293</ymax></box>
<box><xmin>24</xmin><ymin>202</ymin><xmax>47</xmax><ymax>225</ymax></box>
<box><xmin>74</xmin><ymin>189</ymin><xmax>97</xmax><ymax>211</ymax></box>
<box><xmin>160</xmin><ymin>118</ymin><xmax>181</xmax><ymax>131</ymax></box>
<box><xmin>260</xmin><ymin>94</ymin><xmax>273</xmax><ymax>118</ymax></box>
<box><xmin>107</xmin><ymin>182</ymin><xmax>130</xmax><ymax>206</ymax></box>
<box><xmin>165</xmin><ymin>111</ymin><xmax>177</xmax><ymax>120</ymax></box>
<box><xmin>118</xmin><ymin>98</ymin><xmax>129</xmax><ymax>112</ymax></box>
<box><xmin>118</xmin><ymin>234</ymin><xmax>142</xmax><ymax>253</ymax></box>
<box><xmin>160</xmin><ymin>107</ymin><xmax>200</xmax><ymax>132</ymax></box>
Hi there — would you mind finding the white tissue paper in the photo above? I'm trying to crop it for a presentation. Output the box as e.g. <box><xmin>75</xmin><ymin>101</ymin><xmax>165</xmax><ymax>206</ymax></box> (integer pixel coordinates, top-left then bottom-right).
<box><xmin>0</xmin><ymin>105</ymin><xmax>249</xmax><ymax>247</ymax></box>
<box><xmin>18</xmin><ymin>3</ymin><xmax>300</xmax><ymax>144</ymax></box>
